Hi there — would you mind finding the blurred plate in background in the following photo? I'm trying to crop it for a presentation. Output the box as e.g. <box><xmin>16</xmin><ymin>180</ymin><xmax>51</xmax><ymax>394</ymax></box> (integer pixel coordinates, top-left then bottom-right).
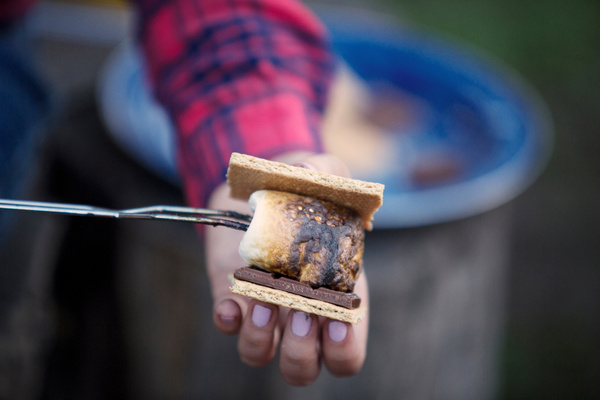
<box><xmin>97</xmin><ymin>4</ymin><xmax>553</xmax><ymax>229</ymax></box>
<box><xmin>319</xmin><ymin>6</ymin><xmax>553</xmax><ymax>228</ymax></box>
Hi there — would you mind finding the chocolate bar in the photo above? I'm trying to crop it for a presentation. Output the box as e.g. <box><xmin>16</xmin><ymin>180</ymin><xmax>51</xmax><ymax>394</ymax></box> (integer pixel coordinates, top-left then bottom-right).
<box><xmin>233</xmin><ymin>267</ymin><xmax>361</xmax><ymax>309</ymax></box>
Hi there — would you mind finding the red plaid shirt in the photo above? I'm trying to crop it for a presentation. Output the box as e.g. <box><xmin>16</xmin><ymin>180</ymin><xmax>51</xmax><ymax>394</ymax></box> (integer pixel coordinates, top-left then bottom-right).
<box><xmin>1</xmin><ymin>0</ymin><xmax>335</xmax><ymax>206</ymax></box>
<box><xmin>135</xmin><ymin>0</ymin><xmax>335</xmax><ymax>207</ymax></box>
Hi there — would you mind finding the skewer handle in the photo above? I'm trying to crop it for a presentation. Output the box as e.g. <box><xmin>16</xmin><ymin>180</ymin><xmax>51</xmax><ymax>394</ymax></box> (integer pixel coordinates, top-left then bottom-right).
<box><xmin>0</xmin><ymin>199</ymin><xmax>250</xmax><ymax>231</ymax></box>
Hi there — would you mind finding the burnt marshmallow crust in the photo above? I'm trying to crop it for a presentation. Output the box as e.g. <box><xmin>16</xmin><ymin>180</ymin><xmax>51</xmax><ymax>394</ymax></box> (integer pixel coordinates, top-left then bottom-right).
<box><xmin>239</xmin><ymin>190</ymin><xmax>364</xmax><ymax>292</ymax></box>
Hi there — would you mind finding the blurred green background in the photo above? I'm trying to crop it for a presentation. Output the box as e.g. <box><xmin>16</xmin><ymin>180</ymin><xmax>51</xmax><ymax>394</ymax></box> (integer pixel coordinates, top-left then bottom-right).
<box><xmin>374</xmin><ymin>0</ymin><xmax>600</xmax><ymax>398</ymax></box>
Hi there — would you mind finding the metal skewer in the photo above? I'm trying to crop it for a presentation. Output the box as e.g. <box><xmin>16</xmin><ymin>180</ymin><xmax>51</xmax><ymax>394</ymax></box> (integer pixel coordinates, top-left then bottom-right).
<box><xmin>0</xmin><ymin>199</ymin><xmax>251</xmax><ymax>231</ymax></box>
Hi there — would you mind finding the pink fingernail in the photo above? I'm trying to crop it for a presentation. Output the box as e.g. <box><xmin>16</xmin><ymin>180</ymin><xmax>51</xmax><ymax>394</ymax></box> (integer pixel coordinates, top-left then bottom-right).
<box><xmin>293</xmin><ymin>162</ymin><xmax>316</xmax><ymax>170</ymax></box>
<box><xmin>220</xmin><ymin>315</ymin><xmax>236</xmax><ymax>324</ymax></box>
<box><xmin>216</xmin><ymin>300</ymin><xmax>238</xmax><ymax>324</ymax></box>
<box><xmin>328</xmin><ymin>321</ymin><xmax>348</xmax><ymax>342</ymax></box>
<box><xmin>291</xmin><ymin>311</ymin><xmax>312</xmax><ymax>337</ymax></box>
<box><xmin>252</xmin><ymin>304</ymin><xmax>272</xmax><ymax>327</ymax></box>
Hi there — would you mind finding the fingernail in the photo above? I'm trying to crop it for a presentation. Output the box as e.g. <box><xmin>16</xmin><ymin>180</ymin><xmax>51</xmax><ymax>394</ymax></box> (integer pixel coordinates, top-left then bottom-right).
<box><xmin>252</xmin><ymin>304</ymin><xmax>272</xmax><ymax>327</ymax></box>
<box><xmin>293</xmin><ymin>162</ymin><xmax>316</xmax><ymax>171</ymax></box>
<box><xmin>220</xmin><ymin>315</ymin><xmax>236</xmax><ymax>324</ymax></box>
<box><xmin>215</xmin><ymin>300</ymin><xmax>239</xmax><ymax>324</ymax></box>
<box><xmin>328</xmin><ymin>321</ymin><xmax>348</xmax><ymax>342</ymax></box>
<box><xmin>291</xmin><ymin>311</ymin><xmax>312</xmax><ymax>337</ymax></box>
<box><xmin>216</xmin><ymin>300</ymin><xmax>238</xmax><ymax>324</ymax></box>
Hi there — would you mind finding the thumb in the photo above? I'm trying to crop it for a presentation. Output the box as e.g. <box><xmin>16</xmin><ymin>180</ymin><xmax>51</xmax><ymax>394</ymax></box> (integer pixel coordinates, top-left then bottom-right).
<box><xmin>293</xmin><ymin>153</ymin><xmax>352</xmax><ymax>178</ymax></box>
<box><xmin>206</xmin><ymin>182</ymin><xmax>250</xmax><ymax>335</ymax></box>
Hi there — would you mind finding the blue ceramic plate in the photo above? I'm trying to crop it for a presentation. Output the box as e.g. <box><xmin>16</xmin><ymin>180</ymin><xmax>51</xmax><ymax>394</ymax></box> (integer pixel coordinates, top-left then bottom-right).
<box><xmin>318</xmin><ymin>6</ymin><xmax>552</xmax><ymax>228</ymax></box>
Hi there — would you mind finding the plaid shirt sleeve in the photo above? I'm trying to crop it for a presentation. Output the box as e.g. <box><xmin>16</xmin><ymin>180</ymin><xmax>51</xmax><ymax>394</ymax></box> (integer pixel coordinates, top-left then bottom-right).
<box><xmin>134</xmin><ymin>0</ymin><xmax>336</xmax><ymax>207</ymax></box>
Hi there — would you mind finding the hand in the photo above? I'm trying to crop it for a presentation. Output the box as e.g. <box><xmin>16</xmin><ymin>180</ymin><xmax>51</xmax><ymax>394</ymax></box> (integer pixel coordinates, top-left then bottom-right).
<box><xmin>205</xmin><ymin>152</ymin><xmax>369</xmax><ymax>385</ymax></box>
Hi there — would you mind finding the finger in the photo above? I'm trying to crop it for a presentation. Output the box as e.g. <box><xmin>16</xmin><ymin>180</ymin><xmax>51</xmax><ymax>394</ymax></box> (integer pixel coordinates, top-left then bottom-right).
<box><xmin>322</xmin><ymin>272</ymin><xmax>369</xmax><ymax>377</ymax></box>
<box><xmin>294</xmin><ymin>153</ymin><xmax>352</xmax><ymax>178</ymax></box>
<box><xmin>213</xmin><ymin>298</ymin><xmax>243</xmax><ymax>335</ymax></box>
<box><xmin>206</xmin><ymin>183</ymin><xmax>251</xmax><ymax>334</ymax></box>
<box><xmin>238</xmin><ymin>301</ymin><xmax>280</xmax><ymax>367</ymax></box>
<box><xmin>279</xmin><ymin>311</ymin><xmax>321</xmax><ymax>386</ymax></box>
<box><xmin>321</xmin><ymin>319</ymin><xmax>366</xmax><ymax>377</ymax></box>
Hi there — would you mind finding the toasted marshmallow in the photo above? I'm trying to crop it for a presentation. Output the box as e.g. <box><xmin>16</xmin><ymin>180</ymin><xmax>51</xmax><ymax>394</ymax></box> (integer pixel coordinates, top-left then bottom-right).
<box><xmin>239</xmin><ymin>190</ymin><xmax>364</xmax><ymax>292</ymax></box>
